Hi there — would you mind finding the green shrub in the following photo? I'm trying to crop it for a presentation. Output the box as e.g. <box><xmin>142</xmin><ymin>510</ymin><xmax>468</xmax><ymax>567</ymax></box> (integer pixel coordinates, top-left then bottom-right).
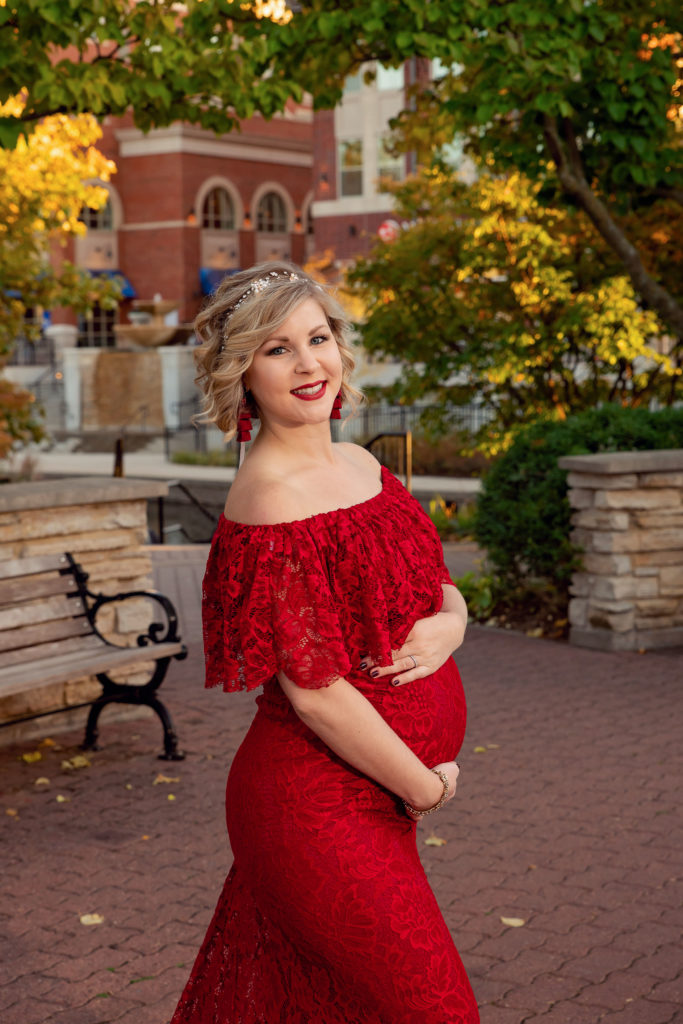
<box><xmin>411</xmin><ymin>435</ymin><xmax>490</xmax><ymax>477</ymax></box>
<box><xmin>452</xmin><ymin>571</ymin><xmax>498</xmax><ymax>619</ymax></box>
<box><xmin>171</xmin><ymin>449</ymin><xmax>237</xmax><ymax>467</ymax></box>
<box><xmin>474</xmin><ymin>404</ymin><xmax>683</xmax><ymax>592</ymax></box>
<box><xmin>428</xmin><ymin>496</ymin><xmax>477</xmax><ymax>540</ymax></box>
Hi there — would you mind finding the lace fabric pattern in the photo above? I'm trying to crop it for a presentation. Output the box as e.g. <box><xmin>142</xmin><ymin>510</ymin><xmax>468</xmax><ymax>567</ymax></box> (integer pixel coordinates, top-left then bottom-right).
<box><xmin>172</xmin><ymin>467</ymin><xmax>479</xmax><ymax>1023</ymax></box>
<box><xmin>202</xmin><ymin>467</ymin><xmax>453</xmax><ymax>694</ymax></box>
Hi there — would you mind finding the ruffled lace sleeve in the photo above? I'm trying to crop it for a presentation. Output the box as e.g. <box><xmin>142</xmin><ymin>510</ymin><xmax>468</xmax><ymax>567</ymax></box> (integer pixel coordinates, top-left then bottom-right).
<box><xmin>203</xmin><ymin>521</ymin><xmax>352</xmax><ymax>693</ymax></box>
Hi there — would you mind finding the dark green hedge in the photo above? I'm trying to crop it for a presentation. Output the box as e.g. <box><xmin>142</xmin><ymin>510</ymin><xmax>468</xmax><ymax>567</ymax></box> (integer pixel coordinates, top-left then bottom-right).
<box><xmin>474</xmin><ymin>405</ymin><xmax>683</xmax><ymax>590</ymax></box>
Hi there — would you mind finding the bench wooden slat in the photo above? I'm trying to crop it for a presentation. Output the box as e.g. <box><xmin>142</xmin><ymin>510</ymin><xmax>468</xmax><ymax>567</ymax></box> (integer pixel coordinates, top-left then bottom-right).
<box><xmin>0</xmin><ymin>640</ymin><xmax>185</xmax><ymax>696</ymax></box>
<box><xmin>0</xmin><ymin>593</ymin><xmax>87</xmax><ymax>635</ymax></box>
<box><xmin>0</xmin><ymin>593</ymin><xmax>87</xmax><ymax>630</ymax></box>
<box><xmin>0</xmin><ymin>634</ymin><xmax>103</xmax><ymax>669</ymax></box>
<box><xmin>0</xmin><ymin>573</ymin><xmax>80</xmax><ymax>608</ymax></box>
<box><xmin>0</xmin><ymin>614</ymin><xmax>92</xmax><ymax>654</ymax></box>
<box><xmin>0</xmin><ymin>554</ymin><xmax>71</xmax><ymax>580</ymax></box>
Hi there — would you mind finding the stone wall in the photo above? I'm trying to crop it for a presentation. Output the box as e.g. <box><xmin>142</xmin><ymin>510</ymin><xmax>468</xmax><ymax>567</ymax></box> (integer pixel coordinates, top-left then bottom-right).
<box><xmin>0</xmin><ymin>476</ymin><xmax>168</xmax><ymax>744</ymax></box>
<box><xmin>559</xmin><ymin>450</ymin><xmax>683</xmax><ymax>651</ymax></box>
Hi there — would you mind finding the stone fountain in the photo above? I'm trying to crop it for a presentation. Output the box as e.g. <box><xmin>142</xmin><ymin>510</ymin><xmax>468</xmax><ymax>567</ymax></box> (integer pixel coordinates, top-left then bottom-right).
<box><xmin>114</xmin><ymin>297</ymin><xmax>180</xmax><ymax>350</ymax></box>
<box><xmin>62</xmin><ymin>296</ymin><xmax>199</xmax><ymax>432</ymax></box>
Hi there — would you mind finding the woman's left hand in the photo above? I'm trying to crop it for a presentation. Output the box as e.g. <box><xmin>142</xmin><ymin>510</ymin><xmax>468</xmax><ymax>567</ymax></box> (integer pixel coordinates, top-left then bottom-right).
<box><xmin>361</xmin><ymin>609</ymin><xmax>466</xmax><ymax>686</ymax></box>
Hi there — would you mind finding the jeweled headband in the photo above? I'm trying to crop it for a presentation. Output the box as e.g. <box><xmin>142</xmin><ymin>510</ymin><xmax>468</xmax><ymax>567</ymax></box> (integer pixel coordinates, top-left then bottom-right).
<box><xmin>218</xmin><ymin>269</ymin><xmax>324</xmax><ymax>351</ymax></box>
<box><xmin>227</xmin><ymin>269</ymin><xmax>301</xmax><ymax>319</ymax></box>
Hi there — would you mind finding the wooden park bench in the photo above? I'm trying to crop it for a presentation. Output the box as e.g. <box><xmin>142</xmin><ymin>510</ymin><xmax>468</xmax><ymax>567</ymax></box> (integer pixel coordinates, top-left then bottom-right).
<box><xmin>0</xmin><ymin>552</ymin><xmax>187</xmax><ymax>760</ymax></box>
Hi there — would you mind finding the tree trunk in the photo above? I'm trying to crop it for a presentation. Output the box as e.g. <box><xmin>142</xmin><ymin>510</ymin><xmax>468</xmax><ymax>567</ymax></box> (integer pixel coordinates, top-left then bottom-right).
<box><xmin>543</xmin><ymin>116</ymin><xmax>683</xmax><ymax>347</ymax></box>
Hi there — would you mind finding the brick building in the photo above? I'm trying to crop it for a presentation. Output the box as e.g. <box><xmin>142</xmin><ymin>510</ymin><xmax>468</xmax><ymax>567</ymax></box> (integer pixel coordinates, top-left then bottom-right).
<box><xmin>54</xmin><ymin>104</ymin><xmax>314</xmax><ymax>345</ymax></box>
<box><xmin>312</xmin><ymin>59</ymin><xmax>474</xmax><ymax>268</ymax></box>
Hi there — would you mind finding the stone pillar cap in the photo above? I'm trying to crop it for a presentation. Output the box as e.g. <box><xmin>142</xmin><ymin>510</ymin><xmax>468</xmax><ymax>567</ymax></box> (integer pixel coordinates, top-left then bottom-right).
<box><xmin>559</xmin><ymin>449</ymin><xmax>683</xmax><ymax>474</ymax></box>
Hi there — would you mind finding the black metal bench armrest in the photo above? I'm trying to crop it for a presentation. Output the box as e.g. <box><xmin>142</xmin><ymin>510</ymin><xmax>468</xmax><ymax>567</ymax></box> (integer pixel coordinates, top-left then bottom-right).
<box><xmin>84</xmin><ymin>587</ymin><xmax>184</xmax><ymax>649</ymax></box>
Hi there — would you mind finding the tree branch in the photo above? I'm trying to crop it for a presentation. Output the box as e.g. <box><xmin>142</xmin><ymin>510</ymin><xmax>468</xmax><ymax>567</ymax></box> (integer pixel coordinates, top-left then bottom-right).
<box><xmin>543</xmin><ymin>115</ymin><xmax>683</xmax><ymax>343</ymax></box>
<box><xmin>648</xmin><ymin>187</ymin><xmax>683</xmax><ymax>207</ymax></box>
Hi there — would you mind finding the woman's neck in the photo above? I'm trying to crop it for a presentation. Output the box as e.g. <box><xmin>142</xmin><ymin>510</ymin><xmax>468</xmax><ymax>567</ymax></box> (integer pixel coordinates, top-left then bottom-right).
<box><xmin>249</xmin><ymin>421</ymin><xmax>337</xmax><ymax>468</ymax></box>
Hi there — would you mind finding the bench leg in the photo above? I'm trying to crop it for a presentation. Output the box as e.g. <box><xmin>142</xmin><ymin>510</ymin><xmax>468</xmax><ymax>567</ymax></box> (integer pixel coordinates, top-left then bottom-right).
<box><xmin>83</xmin><ymin>699</ymin><xmax>105</xmax><ymax>751</ymax></box>
<box><xmin>146</xmin><ymin>695</ymin><xmax>185</xmax><ymax>761</ymax></box>
<box><xmin>80</xmin><ymin>661</ymin><xmax>185</xmax><ymax>760</ymax></box>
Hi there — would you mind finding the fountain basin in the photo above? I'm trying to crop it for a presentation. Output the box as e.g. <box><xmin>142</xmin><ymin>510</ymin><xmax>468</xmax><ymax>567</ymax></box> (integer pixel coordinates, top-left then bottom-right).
<box><xmin>132</xmin><ymin>299</ymin><xmax>179</xmax><ymax>318</ymax></box>
<box><xmin>114</xmin><ymin>323</ymin><xmax>177</xmax><ymax>350</ymax></box>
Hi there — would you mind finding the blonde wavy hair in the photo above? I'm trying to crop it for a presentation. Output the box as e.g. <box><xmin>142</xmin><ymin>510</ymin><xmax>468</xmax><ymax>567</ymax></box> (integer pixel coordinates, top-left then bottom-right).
<box><xmin>194</xmin><ymin>261</ymin><xmax>362</xmax><ymax>440</ymax></box>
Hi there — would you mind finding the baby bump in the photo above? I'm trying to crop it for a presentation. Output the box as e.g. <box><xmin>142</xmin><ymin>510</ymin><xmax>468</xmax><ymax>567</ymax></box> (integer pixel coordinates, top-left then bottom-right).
<box><xmin>356</xmin><ymin>656</ymin><xmax>467</xmax><ymax>766</ymax></box>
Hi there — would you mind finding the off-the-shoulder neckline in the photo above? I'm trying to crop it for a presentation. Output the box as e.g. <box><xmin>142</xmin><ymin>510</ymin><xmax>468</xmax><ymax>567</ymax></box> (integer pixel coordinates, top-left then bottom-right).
<box><xmin>219</xmin><ymin>465</ymin><xmax>390</xmax><ymax>529</ymax></box>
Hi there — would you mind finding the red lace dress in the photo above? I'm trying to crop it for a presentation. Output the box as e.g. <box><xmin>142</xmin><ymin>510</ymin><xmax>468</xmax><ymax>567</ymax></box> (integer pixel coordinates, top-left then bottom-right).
<box><xmin>170</xmin><ymin>467</ymin><xmax>479</xmax><ymax>1024</ymax></box>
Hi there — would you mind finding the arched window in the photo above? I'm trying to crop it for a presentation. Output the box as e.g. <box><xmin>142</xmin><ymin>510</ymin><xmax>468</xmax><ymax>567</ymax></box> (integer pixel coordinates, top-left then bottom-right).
<box><xmin>80</xmin><ymin>197</ymin><xmax>113</xmax><ymax>230</ymax></box>
<box><xmin>202</xmin><ymin>187</ymin><xmax>235</xmax><ymax>230</ymax></box>
<box><xmin>257</xmin><ymin>192</ymin><xmax>287</xmax><ymax>233</ymax></box>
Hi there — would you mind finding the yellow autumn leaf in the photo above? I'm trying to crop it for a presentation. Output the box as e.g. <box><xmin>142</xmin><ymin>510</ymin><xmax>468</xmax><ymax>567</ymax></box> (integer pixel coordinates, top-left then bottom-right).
<box><xmin>424</xmin><ymin>834</ymin><xmax>447</xmax><ymax>847</ymax></box>
<box><xmin>167</xmin><ymin>794</ymin><xmax>176</xmax><ymax>801</ymax></box>
<box><xmin>34</xmin><ymin>777</ymin><xmax>50</xmax><ymax>787</ymax></box>
<box><xmin>501</xmin><ymin>917</ymin><xmax>526</xmax><ymax>927</ymax></box>
<box><xmin>39</xmin><ymin>738</ymin><xmax>56</xmax><ymax>748</ymax></box>
<box><xmin>473</xmin><ymin>746</ymin><xmax>487</xmax><ymax>753</ymax></box>
<box><xmin>153</xmin><ymin>773</ymin><xmax>180</xmax><ymax>785</ymax></box>
<box><xmin>21</xmin><ymin>750</ymin><xmax>42</xmax><ymax>763</ymax></box>
<box><xmin>56</xmin><ymin>794</ymin><xmax>70</xmax><ymax>803</ymax></box>
<box><xmin>61</xmin><ymin>755</ymin><xmax>91</xmax><ymax>771</ymax></box>
<box><xmin>80</xmin><ymin>913</ymin><xmax>105</xmax><ymax>926</ymax></box>
<box><xmin>5</xmin><ymin>808</ymin><xmax>19</xmax><ymax>817</ymax></box>
<box><xmin>125</xmin><ymin>784</ymin><xmax>133</xmax><ymax>791</ymax></box>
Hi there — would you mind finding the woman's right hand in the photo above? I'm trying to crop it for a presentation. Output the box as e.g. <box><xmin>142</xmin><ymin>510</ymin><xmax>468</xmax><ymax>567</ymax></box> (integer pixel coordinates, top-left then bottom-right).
<box><xmin>432</xmin><ymin>760</ymin><xmax>460</xmax><ymax>807</ymax></box>
<box><xmin>404</xmin><ymin>760</ymin><xmax>460</xmax><ymax>819</ymax></box>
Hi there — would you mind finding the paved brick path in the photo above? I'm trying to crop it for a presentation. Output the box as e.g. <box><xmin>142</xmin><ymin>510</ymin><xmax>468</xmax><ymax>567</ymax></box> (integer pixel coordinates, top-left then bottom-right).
<box><xmin>1</xmin><ymin>545</ymin><xmax>682</xmax><ymax>1024</ymax></box>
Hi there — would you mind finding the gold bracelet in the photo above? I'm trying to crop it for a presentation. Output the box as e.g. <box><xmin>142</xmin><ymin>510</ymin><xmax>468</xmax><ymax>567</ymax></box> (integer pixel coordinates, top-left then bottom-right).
<box><xmin>403</xmin><ymin>768</ymin><xmax>450</xmax><ymax>818</ymax></box>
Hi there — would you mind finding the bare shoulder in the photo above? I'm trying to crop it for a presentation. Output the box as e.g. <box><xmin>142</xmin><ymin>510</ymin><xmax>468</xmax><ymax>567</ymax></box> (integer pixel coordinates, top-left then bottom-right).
<box><xmin>224</xmin><ymin>473</ymin><xmax>307</xmax><ymax>526</ymax></box>
<box><xmin>335</xmin><ymin>442</ymin><xmax>382</xmax><ymax>478</ymax></box>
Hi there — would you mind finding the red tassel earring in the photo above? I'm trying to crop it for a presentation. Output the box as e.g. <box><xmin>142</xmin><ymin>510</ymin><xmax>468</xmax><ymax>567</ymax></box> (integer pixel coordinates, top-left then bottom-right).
<box><xmin>331</xmin><ymin>390</ymin><xmax>343</xmax><ymax>420</ymax></box>
<box><xmin>237</xmin><ymin>394</ymin><xmax>253</xmax><ymax>442</ymax></box>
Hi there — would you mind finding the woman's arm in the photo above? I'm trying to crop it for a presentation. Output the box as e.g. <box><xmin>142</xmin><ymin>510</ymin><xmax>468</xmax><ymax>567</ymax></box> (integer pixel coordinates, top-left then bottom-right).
<box><xmin>278</xmin><ymin>671</ymin><xmax>458</xmax><ymax>812</ymax></box>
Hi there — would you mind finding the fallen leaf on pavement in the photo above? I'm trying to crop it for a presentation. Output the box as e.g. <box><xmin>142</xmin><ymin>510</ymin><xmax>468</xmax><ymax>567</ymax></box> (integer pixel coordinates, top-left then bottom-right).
<box><xmin>80</xmin><ymin>913</ymin><xmax>105</xmax><ymax>926</ymax></box>
<box><xmin>525</xmin><ymin>627</ymin><xmax>543</xmax><ymax>638</ymax></box>
<box><xmin>21</xmin><ymin>750</ymin><xmax>42</xmax><ymax>764</ymax></box>
<box><xmin>5</xmin><ymin>807</ymin><xmax>19</xmax><ymax>817</ymax></box>
<box><xmin>424</xmin><ymin>834</ymin><xmax>447</xmax><ymax>847</ymax></box>
<box><xmin>153</xmin><ymin>773</ymin><xmax>180</xmax><ymax>785</ymax></box>
<box><xmin>61</xmin><ymin>754</ymin><xmax>91</xmax><ymax>771</ymax></box>
<box><xmin>56</xmin><ymin>794</ymin><xmax>70</xmax><ymax>803</ymax></box>
<box><xmin>125</xmin><ymin>784</ymin><xmax>133</xmax><ymax>790</ymax></box>
<box><xmin>39</xmin><ymin>738</ymin><xmax>56</xmax><ymax>748</ymax></box>
<box><xmin>501</xmin><ymin>917</ymin><xmax>526</xmax><ymax>927</ymax></box>
<box><xmin>34</xmin><ymin>777</ymin><xmax>50</xmax><ymax>787</ymax></box>
<box><xmin>167</xmin><ymin>793</ymin><xmax>176</xmax><ymax>801</ymax></box>
<box><xmin>473</xmin><ymin>746</ymin><xmax>487</xmax><ymax>754</ymax></box>
<box><xmin>487</xmin><ymin>743</ymin><xmax>500</xmax><ymax>749</ymax></box>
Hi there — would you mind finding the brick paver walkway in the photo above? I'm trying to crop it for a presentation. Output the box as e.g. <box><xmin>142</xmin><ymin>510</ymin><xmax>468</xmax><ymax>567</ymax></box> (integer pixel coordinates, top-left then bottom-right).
<box><xmin>1</xmin><ymin>545</ymin><xmax>681</xmax><ymax>1024</ymax></box>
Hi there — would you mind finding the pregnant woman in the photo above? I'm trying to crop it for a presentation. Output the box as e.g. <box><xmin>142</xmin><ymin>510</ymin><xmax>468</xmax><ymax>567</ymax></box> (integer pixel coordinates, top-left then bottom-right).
<box><xmin>170</xmin><ymin>262</ymin><xmax>479</xmax><ymax>1023</ymax></box>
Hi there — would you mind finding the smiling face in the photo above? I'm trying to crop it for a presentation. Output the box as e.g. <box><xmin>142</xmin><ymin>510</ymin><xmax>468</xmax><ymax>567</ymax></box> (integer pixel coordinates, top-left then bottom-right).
<box><xmin>244</xmin><ymin>297</ymin><xmax>343</xmax><ymax>432</ymax></box>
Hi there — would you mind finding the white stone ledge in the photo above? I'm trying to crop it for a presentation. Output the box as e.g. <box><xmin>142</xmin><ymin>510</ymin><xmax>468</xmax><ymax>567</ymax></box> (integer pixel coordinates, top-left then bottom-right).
<box><xmin>0</xmin><ymin>477</ymin><xmax>168</xmax><ymax>513</ymax></box>
<box><xmin>560</xmin><ymin>449</ymin><xmax>683</xmax><ymax>475</ymax></box>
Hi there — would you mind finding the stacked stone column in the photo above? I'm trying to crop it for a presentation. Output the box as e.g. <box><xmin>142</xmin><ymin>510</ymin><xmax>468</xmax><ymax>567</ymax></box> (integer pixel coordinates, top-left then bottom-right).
<box><xmin>559</xmin><ymin>450</ymin><xmax>683</xmax><ymax>651</ymax></box>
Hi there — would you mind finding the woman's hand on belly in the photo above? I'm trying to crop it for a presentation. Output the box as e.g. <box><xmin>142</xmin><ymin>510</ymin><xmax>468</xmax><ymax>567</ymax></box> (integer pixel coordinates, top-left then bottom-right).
<box><xmin>362</xmin><ymin>585</ymin><xmax>467</xmax><ymax>687</ymax></box>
